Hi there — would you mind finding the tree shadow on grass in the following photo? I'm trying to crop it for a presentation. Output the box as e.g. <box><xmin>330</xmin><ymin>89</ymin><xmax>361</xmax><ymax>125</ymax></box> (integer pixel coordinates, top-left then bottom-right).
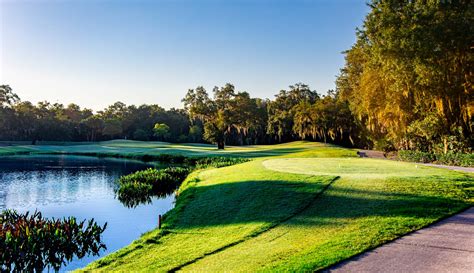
<box><xmin>168</xmin><ymin>178</ymin><xmax>333</xmax><ymax>229</ymax></box>
<box><xmin>89</xmin><ymin>176</ymin><xmax>472</xmax><ymax>271</ymax></box>
<box><xmin>222</xmin><ymin>147</ymin><xmax>309</xmax><ymax>158</ymax></box>
<box><xmin>166</xmin><ymin>178</ymin><xmax>472</xmax><ymax>230</ymax></box>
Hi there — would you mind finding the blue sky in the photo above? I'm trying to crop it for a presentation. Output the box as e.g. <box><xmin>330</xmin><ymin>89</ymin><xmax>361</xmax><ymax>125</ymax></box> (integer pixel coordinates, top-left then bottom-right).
<box><xmin>0</xmin><ymin>0</ymin><xmax>368</xmax><ymax>110</ymax></box>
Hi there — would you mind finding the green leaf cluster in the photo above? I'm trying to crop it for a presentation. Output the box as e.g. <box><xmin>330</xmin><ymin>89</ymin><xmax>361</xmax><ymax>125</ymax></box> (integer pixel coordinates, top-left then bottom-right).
<box><xmin>0</xmin><ymin>210</ymin><xmax>106</xmax><ymax>272</ymax></box>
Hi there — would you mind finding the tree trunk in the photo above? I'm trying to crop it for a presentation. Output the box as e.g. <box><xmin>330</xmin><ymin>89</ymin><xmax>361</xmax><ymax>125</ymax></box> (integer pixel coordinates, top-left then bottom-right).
<box><xmin>443</xmin><ymin>137</ymin><xmax>448</xmax><ymax>154</ymax></box>
<box><xmin>217</xmin><ymin>140</ymin><xmax>225</xmax><ymax>149</ymax></box>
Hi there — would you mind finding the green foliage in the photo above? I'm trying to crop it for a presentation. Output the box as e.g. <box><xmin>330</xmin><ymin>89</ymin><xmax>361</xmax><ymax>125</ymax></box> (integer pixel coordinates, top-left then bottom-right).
<box><xmin>398</xmin><ymin>150</ymin><xmax>474</xmax><ymax>167</ymax></box>
<box><xmin>0</xmin><ymin>89</ymin><xmax>194</xmax><ymax>143</ymax></box>
<box><xmin>119</xmin><ymin>167</ymin><xmax>190</xmax><ymax>191</ymax></box>
<box><xmin>337</xmin><ymin>0</ymin><xmax>473</xmax><ymax>151</ymax></box>
<box><xmin>81</xmin><ymin>116</ymin><xmax>104</xmax><ymax>142</ymax></box>
<box><xmin>292</xmin><ymin>91</ymin><xmax>359</xmax><ymax>146</ymax></box>
<box><xmin>114</xmin><ymin>164</ymin><xmax>247</xmax><ymax>208</ymax></box>
<box><xmin>192</xmin><ymin>157</ymin><xmax>250</xmax><ymax>168</ymax></box>
<box><xmin>117</xmin><ymin>167</ymin><xmax>190</xmax><ymax>207</ymax></box>
<box><xmin>0</xmin><ymin>210</ymin><xmax>106</xmax><ymax>272</ymax></box>
<box><xmin>133</xmin><ymin>129</ymin><xmax>150</xmax><ymax>141</ymax></box>
<box><xmin>436</xmin><ymin>153</ymin><xmax>474</xmax><ymax>167</ymax></box>
<box><xmin>267</xmin><ymin>83</ymin><xmax>319</xmax><ymax>142</ymax></box>
<box><xmin>183</xmin><ymin>84</ymin><xmax>267</xmax><ymax>149</ymax></box>
<box><xmin>153</xmin><ymin>123</ymin><xmax>171</xmax><ymax>140</ymax></box>
<box><xmin>373</xmin><ymin>138</ymin><xmax>396</xmax><ymax>153</ymax></box>
<box><xmin>407</xmin><ymin>112</ymin><xmax>443</xmax><ymax>150</ymax></box>
<box><xmin>203</xmin><ymin>122</ymin><xmax>224</xmax><ymax>148</ymax></box>
<box><xmin>102</xmin><ymin>119</ymin><xmax>122</xmax><ymax>138</ymax></box>
<box><xmin>0</xmin><ymin>85</ymin><xmax>19</xmax><ymax>107</ymax></box>
<box><xmin>116</xmin><ymin>156</ymin><xmax>249</xmax><ymax>207</ymax></box>
<box><xmin>397</xmin><ymin>150</ymin><xmax>436</xmax><ymax>163</ymax></box>
<box><xmin>188</xmin><ymin>125</ymin><xmax>203</xmax><ymax>142</ymax></box>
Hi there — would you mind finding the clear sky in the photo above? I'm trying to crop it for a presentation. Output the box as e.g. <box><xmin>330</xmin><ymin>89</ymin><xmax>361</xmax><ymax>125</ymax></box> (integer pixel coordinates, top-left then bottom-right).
<box><xmin>0</xmin><ymin>0</ymin><xmax>368</xmax><ymax>111</ymax></box>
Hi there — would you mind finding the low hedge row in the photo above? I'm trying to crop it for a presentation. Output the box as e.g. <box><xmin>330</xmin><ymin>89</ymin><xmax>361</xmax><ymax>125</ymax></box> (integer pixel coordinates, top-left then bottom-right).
<box><xmin>398</xmin><ymin>150</ymin><xmax>474</xmax><ymax>167</ymax></box>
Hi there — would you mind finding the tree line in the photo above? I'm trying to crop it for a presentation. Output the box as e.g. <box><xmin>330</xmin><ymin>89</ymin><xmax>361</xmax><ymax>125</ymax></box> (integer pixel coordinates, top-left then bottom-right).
<box><xmin>0</xmin><ymin>83</ymin><xmax>356</xmax><ymax>148</ymax></box>
<box><xmin>1</xmin><ymin>1</ymin><xmax>471</xmax><ymax>152</ymax></box>
<box><xmin>0</xmin><ymin>85</ymin><xmax>197</xmax><ymax>144</ymax></box>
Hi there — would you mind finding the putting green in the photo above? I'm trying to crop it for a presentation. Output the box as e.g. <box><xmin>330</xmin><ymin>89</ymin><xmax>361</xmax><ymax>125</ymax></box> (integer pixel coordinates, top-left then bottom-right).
<box><xmin>262</xmin><ymin>158</ymin><xmax>449</xmax><ymax>179</ymax></box>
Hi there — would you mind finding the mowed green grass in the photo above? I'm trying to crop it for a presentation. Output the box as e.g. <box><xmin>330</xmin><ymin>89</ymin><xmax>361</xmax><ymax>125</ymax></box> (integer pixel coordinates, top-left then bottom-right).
<box><xmin>0</xmin><ymin>139</ymin><xmax>356</xmax><ymax>158</ymax></box>
<box><xmin>81</xmin><ymin>160</ymin><xmax>336</xmax><ymax>272</ymax></box>
<box><xmin>183</xmin><ymin>159</ymin><xmax>473</xmax><ymax>272</ymax></box>
<box><xmin>75</xmin><ymin>142</ymin><xmax>473</xmax><ymax>272</ymax></box>
<box><xmin>1</xmin><ymin>140</ymin><xmax>472</xmax><ymax>272</ymax></box>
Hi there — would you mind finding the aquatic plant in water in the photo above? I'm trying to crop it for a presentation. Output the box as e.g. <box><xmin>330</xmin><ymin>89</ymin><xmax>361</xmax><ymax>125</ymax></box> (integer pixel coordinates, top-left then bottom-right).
<box><xmin>116</xmin><ymin>167</ymin><xmax>191</xmax><ymax>208</ymax></box>
<box><xmin>116</xmin><ymin>157</ymin><xmax>250</xmax><ymax>207</ymax></box>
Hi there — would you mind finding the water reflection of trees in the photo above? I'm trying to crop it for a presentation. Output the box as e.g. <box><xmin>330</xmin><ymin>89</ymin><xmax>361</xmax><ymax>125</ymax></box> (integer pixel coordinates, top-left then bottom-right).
<box><xmin>116</xmin><ymin>186</ymin><xmax>176</xmax><ymax>208</ymax></box>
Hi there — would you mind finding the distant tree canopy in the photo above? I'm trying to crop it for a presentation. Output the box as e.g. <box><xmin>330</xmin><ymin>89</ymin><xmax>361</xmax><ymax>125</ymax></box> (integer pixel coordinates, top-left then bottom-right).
<box><xmin>0</xmin><ymin>85</ymin><xmax>195</xmax><ymax>144</ymax></box>
<box><xmin>0</xmin><ymin>1</ymin><xmax>471</xmax><ymax>152</ymax></box>
<box><xmin>153</xmin><ymin>123</ymin><xmax>171</xmax><ymax>141</ymax></box>
<box><xmin>183</xmin><ymin>84</ymin><xmax>266</xmax><ymax>149</ymax></box>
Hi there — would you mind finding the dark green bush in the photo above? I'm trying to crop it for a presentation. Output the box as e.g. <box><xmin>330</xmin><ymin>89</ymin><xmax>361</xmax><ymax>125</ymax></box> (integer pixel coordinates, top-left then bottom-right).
<box><xmin>162</xmin><ymin>167</ymin><xmax>191</xmax><ymax>181</ymax></box>
<box><xmin>118</xmin><ymin>167</ymin><xmax>190</xmax><ymax>191</ymax></box>
<box><xmin>192</xmin><ymin>157</ymin><xmax>250</xmax><ymax>168</ymax></box>
<box><xmin>436</xmin><ymin>152</ymin><xmax>474</xmax><ymax>167</ymax></box>
<box><xmin>116</xmin><ymin>167</ymin><xmax>191</xmax><ymax>207</ymax></box>
<box><xmin>398</xmin><ymin>150</ymin><xmax>473</xmax><ymax>167</ymax></box>
<box><xmin>116</xmin><ymin>157</ymin><xmax>249</xmax><ymax>207</ymax></box>
<box><xmin>0</xmin><ymin>210</ymin><xmax>106</xmax><ymax>272</ymax></box>
<box><xmin>398</xmin><ymin>150</ymin><xmax>436</xmax><ymax>163</ymax></box>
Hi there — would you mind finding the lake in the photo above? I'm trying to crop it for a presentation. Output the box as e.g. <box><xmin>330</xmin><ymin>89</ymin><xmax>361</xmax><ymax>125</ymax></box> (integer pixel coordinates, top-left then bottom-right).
<box><xmin>0</xmin><ymin>155</ymin><xmax>175</xmax><ymax>271</ymax></box>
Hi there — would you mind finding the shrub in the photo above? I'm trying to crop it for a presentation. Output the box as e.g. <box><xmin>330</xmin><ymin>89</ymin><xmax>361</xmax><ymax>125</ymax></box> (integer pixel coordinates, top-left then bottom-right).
<box><xmin>162</xmin><ymin>167</ymin><xmax>191</xmax><ymax>181</ymax></box>
<box><xmin>398</xmin><ymin>150</ymin><xmax>436</xmax><ymax>163</ymax></box>
<box><xmin>116</xmin><ymin>157</ymin><xmax>249</xmax><ymax>207</ymax></box>
<box><xmin>118</xmin><ymin>167</ymin><xmax>190</xmax><ymax>190</ymax></box>
<box><xmin>398</xmin><ymin>150</ymin><xmax>474</xmax><ymax>167</ymax></box>
<box><xmin>435</xmin><ymin>152</ymin><xmax>474</xmax><ymax>167</ymax></box>
<box><xmin>191</xmin><ymin>157</ymin><xmax>250</xmax><ymax>168</ymax></box>
<box><xmin>374</xmin><ymin>139</ymin><xmax>395</xmax><ymax>153</ymax></box>
<box><xmin>116</xmin><ymin>167</ymin><xmax>191</xmax><ymax>207</ymax></box>
<box><xmin>116</xmin><ymin>156</ymin><xmax>250</xmax><ymax>207</ymax></box>
<box><xmin>132</xmin><ymin>129</ymin><xmax>150</xmax><ymax>141</ymax></box>
<box><xmin>0</xmin><ymin>210</ymin><xmax>106</xmax><ymax>272</ymax></box>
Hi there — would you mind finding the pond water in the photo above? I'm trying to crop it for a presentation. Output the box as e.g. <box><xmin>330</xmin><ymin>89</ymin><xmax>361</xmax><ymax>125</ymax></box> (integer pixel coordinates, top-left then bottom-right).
<box><xmin>0</xmin><ymin>155</ymin><xmax>175</xmax><ymax>272</ymax></box>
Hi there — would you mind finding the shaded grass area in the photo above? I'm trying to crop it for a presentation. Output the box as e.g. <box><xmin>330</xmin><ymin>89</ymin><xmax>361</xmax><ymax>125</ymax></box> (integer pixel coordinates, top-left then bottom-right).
<box><xmin>80</xmin><ymin>161</ymin><xmax>335</xmax><ymax>272</ymax></box>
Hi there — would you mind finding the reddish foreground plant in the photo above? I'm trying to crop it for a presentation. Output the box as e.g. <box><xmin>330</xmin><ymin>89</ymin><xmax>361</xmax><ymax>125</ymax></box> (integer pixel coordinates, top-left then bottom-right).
<box><xmin>0</xmin><ymin>210</ymin><xmax>106</xmax><ymax>272</ymax></box>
